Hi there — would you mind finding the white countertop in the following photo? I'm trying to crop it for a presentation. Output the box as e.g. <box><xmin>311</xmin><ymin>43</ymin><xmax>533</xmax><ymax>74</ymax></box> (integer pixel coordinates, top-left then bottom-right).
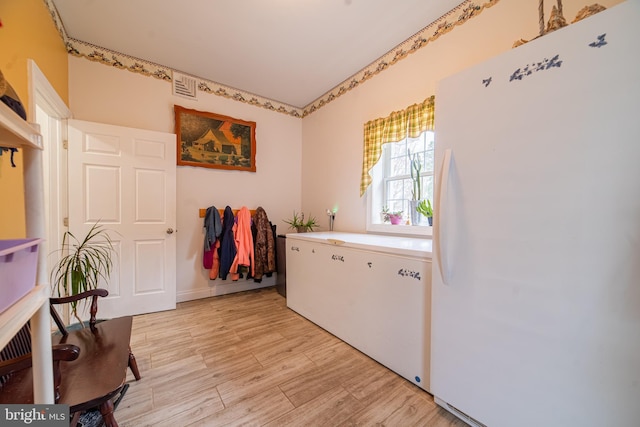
<box><xmin>285</xmin><ymin>231</ymin><xmax>432</xmax><ymax>259</ymax></box>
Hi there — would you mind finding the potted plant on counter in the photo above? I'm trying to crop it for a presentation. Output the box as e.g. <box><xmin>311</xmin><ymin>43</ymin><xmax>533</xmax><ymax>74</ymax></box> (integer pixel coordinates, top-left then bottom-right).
<box><xmin>284</xmin><ymin>211</ymin><xmax>318</xmax><ymax>233</ymax></box>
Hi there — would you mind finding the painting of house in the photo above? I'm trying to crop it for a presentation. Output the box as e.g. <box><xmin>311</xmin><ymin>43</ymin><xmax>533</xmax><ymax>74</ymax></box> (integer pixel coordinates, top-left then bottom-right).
<box><xmin>175</xmin><ymin>105</ymin><xmax>256</xmax><ymax>171</ymax></box>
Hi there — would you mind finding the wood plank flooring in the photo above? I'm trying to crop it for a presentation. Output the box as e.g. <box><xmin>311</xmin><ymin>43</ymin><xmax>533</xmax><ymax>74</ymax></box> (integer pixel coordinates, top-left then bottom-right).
<box><xmin>116</xmin><ymin>287</ymin><xmax>466</xmax><ymax>426</ymax></box>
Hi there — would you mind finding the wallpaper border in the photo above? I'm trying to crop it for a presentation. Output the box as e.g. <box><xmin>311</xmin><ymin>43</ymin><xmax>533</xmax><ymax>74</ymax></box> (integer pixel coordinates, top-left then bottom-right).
<box><xmin>44</xmin><ymin>0</ymin><xmax>499</xmax><ymax>118</ymax></box>
<box><xmin>301</xmin><ymin>0</ymin><xmax>500</xmax><ymax>116</ymax></box>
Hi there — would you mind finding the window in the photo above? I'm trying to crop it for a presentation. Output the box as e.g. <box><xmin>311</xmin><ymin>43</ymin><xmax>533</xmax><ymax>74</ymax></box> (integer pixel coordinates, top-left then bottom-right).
<box><xmin>366</xmin><ymin>131</ymin><xmax>434</xmax><ymax>235</ymax></box>
<box><xmin>383</xmin><ymin>131</ymin><xmax>434</xmax><ymax>222</ymax></box>
<box><xmin>361</xmin><ymin>96</ymin><xmax>435</xmax><ymax>236</ymax></box>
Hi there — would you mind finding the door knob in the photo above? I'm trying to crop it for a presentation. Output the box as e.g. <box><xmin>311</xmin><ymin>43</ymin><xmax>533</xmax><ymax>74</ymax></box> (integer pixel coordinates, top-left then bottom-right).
<box><xmin>166</xmin><ymin>228</ymin><xmax>174</xmax><ymax>234</ymax></box>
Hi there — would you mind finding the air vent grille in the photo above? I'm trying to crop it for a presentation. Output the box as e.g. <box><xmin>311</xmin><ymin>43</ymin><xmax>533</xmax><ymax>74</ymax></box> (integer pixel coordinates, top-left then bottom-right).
<box><xmin>172</xmin><ymin>72</ymin><xmax>197</xmax><ymax>99</ymax></box>
<box><xmin>445</xmin><ymin>402</ymin><xmax>488</xmax><ymax>427</ymax></box>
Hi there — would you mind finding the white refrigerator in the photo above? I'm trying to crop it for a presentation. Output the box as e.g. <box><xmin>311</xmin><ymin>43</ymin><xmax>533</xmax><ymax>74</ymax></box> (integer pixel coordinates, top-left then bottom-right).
<box><xmin>431</xmin><ymin>2</ymin><xmax>640</xmax><ymax>427</ymax></box>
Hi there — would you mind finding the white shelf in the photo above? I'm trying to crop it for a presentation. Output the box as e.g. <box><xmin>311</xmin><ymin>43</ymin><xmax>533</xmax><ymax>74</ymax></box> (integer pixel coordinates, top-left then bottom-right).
<box><xmin>0</xmin><ymin>285</ymin><xmax>48</xmax><ymax>349</ymax></box>
<box><xmin>1</xmin><ymin>97</ymin><xmax>53</xmax><ymax>403</ymax></box>
<box><xmin>0</xmin><ymin>102</ymin><xmax>46</xmax><ymax>348</ymax></box>
<box><xmin>0</xmin><ymin>100</ymin><xmax>42</xmax><ymax>149</ymax></box>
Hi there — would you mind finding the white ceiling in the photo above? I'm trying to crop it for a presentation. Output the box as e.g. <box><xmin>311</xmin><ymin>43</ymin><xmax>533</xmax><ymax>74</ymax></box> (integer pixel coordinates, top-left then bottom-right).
<box><xmin>51</xmin><ymin>0</ymin><xmax>466</xmax><ymax>109</ymax></box>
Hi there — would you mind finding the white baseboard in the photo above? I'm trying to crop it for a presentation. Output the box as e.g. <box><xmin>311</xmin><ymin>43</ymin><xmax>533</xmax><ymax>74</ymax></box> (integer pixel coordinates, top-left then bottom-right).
<box><xmin>176</xmin><ymin>288</ymin><xmax>212</xmax><ymax>303</ymax></box>
<box><xmin>211</xmin><ymin>276</ymin><xmax>275</xmax><ymax>296</ymax></box>
<box><xmin>177</xmin><ymin>274</ymin><xmax>277</xmax><ymax>302</ymax></box>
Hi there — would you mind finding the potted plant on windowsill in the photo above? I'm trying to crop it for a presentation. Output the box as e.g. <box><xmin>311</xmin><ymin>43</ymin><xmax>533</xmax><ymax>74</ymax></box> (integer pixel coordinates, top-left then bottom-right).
<box><xmin>284</xmin><ymin>211</ymin><xmax>318</xmax><ymax>233</ymax></box>
<box><xmin>50</xmin><ymin>221</ymin><xmax>115</xmax><ymax>324</ymax></box>
<box><xmin>381</xmin><ymin>207</ymin><xmax>404</xmax><ymax>225</ymax></box>
<box><xmin>416</xmin><ymin>199</ymin><xmax>433</xmax><ymax>226</ymax></box>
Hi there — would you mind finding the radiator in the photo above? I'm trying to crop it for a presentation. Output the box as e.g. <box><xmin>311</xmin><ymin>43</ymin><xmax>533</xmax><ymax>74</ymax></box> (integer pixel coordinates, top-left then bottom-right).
<box><xmin>0</xmin><ymin>323</ymin><xmax>32</xmax><ymax>386</ymax></box>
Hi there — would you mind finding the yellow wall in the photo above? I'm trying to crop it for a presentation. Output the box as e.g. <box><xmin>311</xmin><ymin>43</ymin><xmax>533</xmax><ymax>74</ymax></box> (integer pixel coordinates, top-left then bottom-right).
<box><xmin>0</xmin><ymin>0</ymin><xmax>68</xmax><ymax>238</ymax></box>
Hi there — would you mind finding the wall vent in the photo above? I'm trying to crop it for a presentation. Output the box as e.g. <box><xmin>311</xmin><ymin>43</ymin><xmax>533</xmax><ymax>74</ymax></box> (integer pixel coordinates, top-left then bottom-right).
<box><xmin>172</xmin><ymin>72</ymin><xmax>197</xmax><ymax>99</ymax></box>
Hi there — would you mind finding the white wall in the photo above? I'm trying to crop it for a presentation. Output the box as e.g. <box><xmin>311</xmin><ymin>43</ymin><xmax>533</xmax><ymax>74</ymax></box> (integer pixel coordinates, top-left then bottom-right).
<box><xmin>66</xmin><ymin>0</ymin><xmax>622</xmax><ymax>302</ymax></box>
<box><xmin>300</xmin><ymin>0</ymin><xmax>623</xmax><ymax>233</ymax></box>
<box><xmin>69</xmin><ymin>56</ymin><xmax>302</xmax><ymax>301</ymax></box>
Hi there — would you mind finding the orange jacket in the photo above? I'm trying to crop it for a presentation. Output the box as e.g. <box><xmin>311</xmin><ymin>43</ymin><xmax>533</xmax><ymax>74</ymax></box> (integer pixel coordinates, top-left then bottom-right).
<box><xmin>230</xmin><ymin>206</ymin><xmax>254</xmax><ymax>279</ymax></box>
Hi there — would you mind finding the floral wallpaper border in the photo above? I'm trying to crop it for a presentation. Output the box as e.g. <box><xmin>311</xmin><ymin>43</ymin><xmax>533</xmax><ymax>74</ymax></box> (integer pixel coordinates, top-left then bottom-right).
<box><xmin>301</xmin><ymin>0</ymin><xmax>500</xmax><ymax>117</ymax></box>
<box><xmin>44</xmin><ymin>0</ymin><xmax>499</xmax><ymax>118</ymax></box>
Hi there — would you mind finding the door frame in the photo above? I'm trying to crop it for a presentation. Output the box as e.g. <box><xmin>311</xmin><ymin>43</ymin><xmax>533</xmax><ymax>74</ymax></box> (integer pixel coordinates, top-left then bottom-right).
<box><xmin>28</xmin><ymin>60</ymin><xmax>72</xmax><ymax>290</ymax></box>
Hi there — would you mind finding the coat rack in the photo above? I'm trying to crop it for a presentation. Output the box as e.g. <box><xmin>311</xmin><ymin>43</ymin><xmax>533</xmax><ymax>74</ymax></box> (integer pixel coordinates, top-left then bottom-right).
<box><xmin>199</xmin><ymin>208</ymin><xmax>257</xmax><ymax>218</ymax></box>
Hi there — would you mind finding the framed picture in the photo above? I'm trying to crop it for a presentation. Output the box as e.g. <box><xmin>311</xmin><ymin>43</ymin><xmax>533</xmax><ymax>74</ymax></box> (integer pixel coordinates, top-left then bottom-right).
<box><xmin>174</xmin><ymin>105</ymin><xmax>256</xmax><ymax>172</ymax></box>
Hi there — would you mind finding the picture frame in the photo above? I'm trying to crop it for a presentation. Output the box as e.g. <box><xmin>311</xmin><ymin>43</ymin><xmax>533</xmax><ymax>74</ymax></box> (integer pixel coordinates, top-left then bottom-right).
<box><xmin>174</xmin><ymin>105</ymin><xmax>256</xmax><ymax>172</ymax></box>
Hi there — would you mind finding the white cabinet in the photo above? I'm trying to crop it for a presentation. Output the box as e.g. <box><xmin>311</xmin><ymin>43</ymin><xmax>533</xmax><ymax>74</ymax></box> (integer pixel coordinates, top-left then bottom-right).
<box><xmin>286</xmin><ymin>232</ymin><xmax>432</xmax><ymax>391</ymax></box>
<box><xmin>0</xmin><ymin>100</ymin><xmax>54</xmax><ymax>403</ymax></box>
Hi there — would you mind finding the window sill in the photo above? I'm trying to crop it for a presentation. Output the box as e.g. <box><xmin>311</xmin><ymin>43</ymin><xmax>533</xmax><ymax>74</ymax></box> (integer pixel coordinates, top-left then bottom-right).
<box><xmin>366</xmin><ymin>223</ymin><xmax>432</xmax><ymax>238</ymax></box>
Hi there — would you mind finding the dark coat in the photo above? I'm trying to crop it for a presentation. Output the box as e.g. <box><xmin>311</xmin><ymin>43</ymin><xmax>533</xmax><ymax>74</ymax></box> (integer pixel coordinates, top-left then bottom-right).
<box><xmin>252</xmin><ymin>207</ymin><xmax>276</xmax><ymax>280</ymax></box>
<box><xmin>218</xmin><ymin>206</ymin><xmax>237</xmax><ymax>280</ymax></box>
<box><xmin>203</xmin><ymin>206</ymin><xmax>222</xmax><ymax>251</ymax></box>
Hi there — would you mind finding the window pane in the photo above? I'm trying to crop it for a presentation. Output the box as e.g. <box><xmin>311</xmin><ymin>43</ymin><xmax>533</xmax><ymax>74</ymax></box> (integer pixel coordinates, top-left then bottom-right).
<box><xmin>426</xmin><ymin>132</ymin><xmax>435</xmax><ymax>151</ymax></box>
<box><xmin>390</xmin><ymin>140</ymin><xmax>407</xmax><ymax>157</ymax></box>
<box><xmin>390</xmin><ymin>156</ymin><xmax>406</xmax><ymax>177</ymax></box>
<box><xmin>422</xmin><ymin>175</ymin><xmax>434</xmax><ymax>202</ymax></box>
<box><xmin>387</xmin><ymin>179</ymin><xmax>404</xmax><ymax>200</ymax></box>
<box><xmin>402</xmin><ymin>178</ymin><xmax>413</xmax><ymax>201</ymax></box>
<box><xmin>387</xmin><ymin>200</ymin><xmax>404</xmax><ymax>215</ymax></box>
<box><xmin>407</xmin><ymin>138</ymin><xmax>424</xmax><ymax>155</ymax></box>
<box><xmin>423</xmin><ymin>149</ymin><xmax>434</xmax><ymax>172</ymax></box>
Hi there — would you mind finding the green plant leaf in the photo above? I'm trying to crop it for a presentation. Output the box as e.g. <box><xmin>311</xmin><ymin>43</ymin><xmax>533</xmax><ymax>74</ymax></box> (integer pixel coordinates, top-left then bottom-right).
<box><xmin>50</xmin><ymin>221</ymin><xmax>115</xmax><ymax>319</ymax></box>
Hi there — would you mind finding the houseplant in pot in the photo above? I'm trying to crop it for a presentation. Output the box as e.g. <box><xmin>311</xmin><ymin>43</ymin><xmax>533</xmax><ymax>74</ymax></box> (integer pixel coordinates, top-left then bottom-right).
<box><xmin>416</xmin><ymin>199</ymin><xmax>433</xmax><ymax>226</ymax></box>
<box><xmin>381</xmin><ymin>207</ymin><xmax>404</xmax><ymax>225</ymax></box>
<box><xmin>284</xmin><ymin>211</ymin><xmax>318</xmax><ymax>233</ymax></box>
<box><xmin>50</xmin><ymin>221</ymin><xmax>115</xmax><ymax>324</ymax></box>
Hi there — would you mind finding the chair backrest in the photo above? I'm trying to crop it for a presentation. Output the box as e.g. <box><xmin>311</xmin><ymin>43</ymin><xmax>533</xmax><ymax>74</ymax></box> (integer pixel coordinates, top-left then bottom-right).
<box><xmin>49</xmin><ymin>288</ymin><xmax>110</xmax><ymax>337</ymax></box>
<box><xmin>0</xmin><ymin>323</ymin><xmax>31</xmax><ymax>387</ymax></box>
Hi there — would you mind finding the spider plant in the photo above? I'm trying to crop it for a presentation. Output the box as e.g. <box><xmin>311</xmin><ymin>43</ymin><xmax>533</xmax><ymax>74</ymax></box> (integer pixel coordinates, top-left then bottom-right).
<box><xmin>284</xmin><ymin>211</ymin><xmax>318</xmax><ymax>232</ymax></box>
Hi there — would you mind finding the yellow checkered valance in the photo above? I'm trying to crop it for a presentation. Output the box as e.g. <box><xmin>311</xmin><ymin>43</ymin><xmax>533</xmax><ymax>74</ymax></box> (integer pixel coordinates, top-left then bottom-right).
<box><xmin>360</xmin><ymin>96</ymin><xmax>435</xmax><ymax>196</ymax></box>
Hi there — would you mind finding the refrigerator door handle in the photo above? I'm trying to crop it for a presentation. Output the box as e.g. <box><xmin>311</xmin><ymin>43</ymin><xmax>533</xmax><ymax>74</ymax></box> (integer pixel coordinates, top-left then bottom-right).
<box><xmin>435</xmin><ymin>149</ymin><xmax>452</xmax><ymax>285</ymax></box>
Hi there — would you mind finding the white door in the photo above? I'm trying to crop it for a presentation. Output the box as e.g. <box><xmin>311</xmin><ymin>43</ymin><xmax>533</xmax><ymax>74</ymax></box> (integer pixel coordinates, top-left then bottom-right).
<box><xmin>68</xmin><ymin>119</ymin><xmax>176</xmax><ymax>317</ymax></box>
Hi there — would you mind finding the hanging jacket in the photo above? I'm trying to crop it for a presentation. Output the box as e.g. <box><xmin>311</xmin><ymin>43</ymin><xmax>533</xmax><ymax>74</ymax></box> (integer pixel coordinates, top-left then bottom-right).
<box><xmin>203</xmin><ymin>206</ymin><xmax>222</xmax><ymax>251</ymax></box>
<box><xmin>230</xmin><ymin>206</ymin><xmax>254</xmax><ymax>280</ymax></box>
<box><xmin>203</xmin><ymin>206</ymin><xmax>222</xmax><ymax>269</ymax></box>
<box><xmin>252</xmin><ymin>206</ymin><xmax>276</xmax><ymax>281</ymax></box>
<box><xmin>218</xmin><ymin>206</ymin><xmax>237</xmax><ymax>280</ymax></box>
<box><xmin>209</xmin><ymin>239</ymin><xmax>221</xmax><ymax>280</ymax></box>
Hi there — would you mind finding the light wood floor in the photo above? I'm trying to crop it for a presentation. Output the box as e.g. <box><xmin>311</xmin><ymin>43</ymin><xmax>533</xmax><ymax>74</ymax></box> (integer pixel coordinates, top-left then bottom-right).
<box><xmin>116</xmin><ymin>287</ymin><xmax>466</xmax><ymax>426</ymax></box>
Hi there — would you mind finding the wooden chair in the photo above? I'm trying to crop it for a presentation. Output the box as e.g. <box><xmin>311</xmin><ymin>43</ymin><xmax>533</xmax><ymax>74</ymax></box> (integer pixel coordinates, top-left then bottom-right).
<box><xmin>0</xmin><ymin>323</ymin><xmax>80</xmax><ymax>403</ymax></box>
<box><xmin>0</xmin><ymin>289</ymin><xmax>141</xmax><ymax>427</ymax></box>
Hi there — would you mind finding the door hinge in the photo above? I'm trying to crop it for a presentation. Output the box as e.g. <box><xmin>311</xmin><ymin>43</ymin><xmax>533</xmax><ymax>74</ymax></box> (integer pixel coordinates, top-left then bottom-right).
<box><xmin>63</xmin><ymin>217</ymin><xmax>69</xmax><ymax>227</ymax></box>
<box><xmin>62</xmin><ymin>140</ymin><xmax>68</xmax><ymax>149</ymax></box>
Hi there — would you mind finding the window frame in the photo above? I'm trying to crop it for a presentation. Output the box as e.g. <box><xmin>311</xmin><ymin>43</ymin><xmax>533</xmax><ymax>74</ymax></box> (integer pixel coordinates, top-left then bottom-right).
<box><xmin>365</xmin><ymin>131</ymin><xmax>434</xmax><ymax>238</ymax></box>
